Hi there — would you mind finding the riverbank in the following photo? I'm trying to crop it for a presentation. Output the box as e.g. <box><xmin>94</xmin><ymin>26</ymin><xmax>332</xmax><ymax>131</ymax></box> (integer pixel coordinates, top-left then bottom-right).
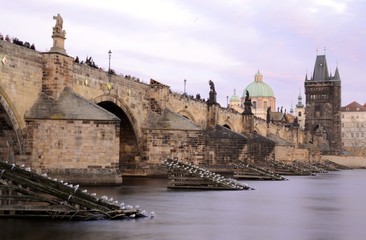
<box><xmin>322</xmin><ymin>155</ymin><xmax>366</xmax><ymax>168</ymax></box>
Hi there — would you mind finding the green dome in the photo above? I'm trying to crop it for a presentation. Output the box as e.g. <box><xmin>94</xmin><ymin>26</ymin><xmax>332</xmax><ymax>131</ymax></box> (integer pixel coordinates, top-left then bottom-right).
<box><xmin>230</xmin><ymin>94</ymin><xmax>240</xmax><ymax>102</ymax></box>
<box><xmin>242</xmin><ymin>71</ymin><xmax>274</xmax><ymax>98</ymax></box>
<box><xmin>243</xmin><ymin>82</ymin><xmax>274</xmax><ymax>97</ymax></box>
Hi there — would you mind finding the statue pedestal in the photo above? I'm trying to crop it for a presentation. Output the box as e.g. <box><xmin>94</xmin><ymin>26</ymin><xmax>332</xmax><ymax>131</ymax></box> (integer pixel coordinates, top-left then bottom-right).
<box><xmin>50</xmin><ymin>34</ymin><xmax>67</xmax><ymax>55</ymax></box>
<box><xmin>242</xmin><ymin>114</ymin><xmax>254</xmax><ymax>134</ymax></box>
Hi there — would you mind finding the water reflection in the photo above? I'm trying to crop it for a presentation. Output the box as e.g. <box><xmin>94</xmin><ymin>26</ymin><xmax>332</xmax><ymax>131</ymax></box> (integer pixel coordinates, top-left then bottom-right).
<box><xmin>1</xmin><ymin>170</ymin><xmax>366</xmax><ymax>240</ymax></box>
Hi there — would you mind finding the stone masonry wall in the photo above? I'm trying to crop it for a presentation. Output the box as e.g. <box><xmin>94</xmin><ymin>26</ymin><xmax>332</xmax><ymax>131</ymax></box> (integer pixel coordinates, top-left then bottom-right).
<box><xmin>139</xmin><ymin>125</ymin><xmax>248</xmax><ymax>175</ymax></box>
<box><xmin>141</xmin><ymin>129</ymin><xmax>204</xmax><ymax>165</ymax></box>
<box><xmin>247</xmin><ymin>134</ymin><xmax>275</xmax><ymax>163</ymax></box>
<box><xmin>42</xmin><ymin>53</ymin><xmax>74</xmax><ymax>99</ymax></box>
<box><xmin>275</xmin><ymin>146</ymin><xmax>309</xmax><ymax>162</ymax></box>
<box><xmin>166</xmin><ymin>92</ymin><xmax>246</xmax><ymax>133</ymax></box>
<box><xmin>24</xmin><ymin>119</ymin><xmax>121</xmax><ymax>184</ymax></box>
<box><xmin>0</xmin><ymin>41</ymin><xmax>43</xmax><ymax>129</ymax></box>
<box><xmin>204</xmin><ymin>125</ymin><xmax>248</xmax><ymax>166</ymax></box>
<box><xmin>72</xmin><ymin>63</ymin><xmax>150</xmax><ymax>139</ymax></box>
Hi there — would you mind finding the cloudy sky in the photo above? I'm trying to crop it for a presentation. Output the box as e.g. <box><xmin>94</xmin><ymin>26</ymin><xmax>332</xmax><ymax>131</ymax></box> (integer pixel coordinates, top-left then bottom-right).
<box><xmin>1</xmin><ymin>0</ymin><xmax>365</xmax><ymax>111</ymax></box>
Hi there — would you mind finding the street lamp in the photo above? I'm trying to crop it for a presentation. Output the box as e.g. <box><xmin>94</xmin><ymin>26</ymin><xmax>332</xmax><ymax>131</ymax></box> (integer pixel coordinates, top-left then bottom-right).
<box><xmin>108</xmin><ymin>50</ymin><xmax>112</xmax><ymax>74</ymax></box>
<box><xmin>107</xmin><ymin>50</ymin><xmax>112</xmax><ymax>91</ymax></box>
<box><xmin>184</xmin><ymin>79</ymin><xmax>187</xmax><ymax>95</ymax></box>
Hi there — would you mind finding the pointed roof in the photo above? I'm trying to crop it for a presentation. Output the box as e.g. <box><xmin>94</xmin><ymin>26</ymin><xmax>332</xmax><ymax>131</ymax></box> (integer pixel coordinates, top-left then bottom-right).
<box><xmin>312</xmin><ymin>55</ymin><xmax>329</xmax><ymax>81</ymax></box>
<box><xmin>333</xmin><ymin>67</ymin><xmax>341</xmax><ymax>81</ymax></box>
<box><xmin>25</xmin><ymin>87</ymin><xmax>120</xmax><ymax>121</ymax></box>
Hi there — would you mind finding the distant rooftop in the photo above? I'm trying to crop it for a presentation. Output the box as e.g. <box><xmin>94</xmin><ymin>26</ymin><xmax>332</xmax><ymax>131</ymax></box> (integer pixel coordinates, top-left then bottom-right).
<box><xmin>341</xmin><ymin>101</ymin><xmax>366</xmax><ymax>112</ymax></box>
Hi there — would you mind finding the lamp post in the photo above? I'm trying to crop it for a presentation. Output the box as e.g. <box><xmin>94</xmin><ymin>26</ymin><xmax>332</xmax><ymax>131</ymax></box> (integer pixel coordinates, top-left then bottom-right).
<box><xmin>108</xmin><ymin>50</ymin><xmax>112</xmax><ymax>74</ymax></box>
<box><xmin>107</xmin><ymin>50</ymin><xmax>112</xmax><ymax>92</ymax></box>
<box><xmin>184</xmin><ymin>79</ymin><xmax>187</xmax><ymax>95</ymax></box>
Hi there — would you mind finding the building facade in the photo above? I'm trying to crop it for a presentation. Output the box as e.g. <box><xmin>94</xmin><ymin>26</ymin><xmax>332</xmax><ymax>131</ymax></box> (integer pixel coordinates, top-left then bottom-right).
<box><xmin>341</xmin><ymin>101</ymin><xmax>366</xmax><ymax>155</ymax></box>
<box><xmin>304</xmin><ymin>55</ymin><xmax>342</xmax><ymax>154</ymax></box>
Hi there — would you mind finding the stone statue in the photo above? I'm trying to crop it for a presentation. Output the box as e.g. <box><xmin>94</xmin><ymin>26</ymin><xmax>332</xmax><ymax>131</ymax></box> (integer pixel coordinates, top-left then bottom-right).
<box><xmin>243</xmin><ymin>90</ymin><xmax>253</xmax><ymax>115</ymax></box>
<box><xmin>266</xmin><ymin>106</ymin><xmax>271</xmax><ymax>126</ymax></box>
<box><xmin>53</xmin><ymin>14</ymin><xmax>66</xmax><ymax>37</ymax></box>
<box><xmin>209</xmin><ymin>80</ymin><xmax>216</xmax><ymax>93</ymax></box>
<box><xmin>208</xmin><ymin>80</ymin><xmax>217</xmax><ymax>104</ymax></box>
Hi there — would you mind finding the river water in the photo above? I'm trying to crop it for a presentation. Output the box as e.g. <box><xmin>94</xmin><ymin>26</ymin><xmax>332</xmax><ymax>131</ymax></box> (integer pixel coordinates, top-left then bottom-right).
<box><xmin>1</xmin><ymin>170</ymin><xmax>366</xmax><ymax>240</ymax></box>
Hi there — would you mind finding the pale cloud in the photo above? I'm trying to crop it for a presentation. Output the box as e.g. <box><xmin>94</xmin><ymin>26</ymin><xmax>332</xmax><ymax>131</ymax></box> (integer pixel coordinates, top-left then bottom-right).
<box><xmin>313</xmin><ymin>0</ymin><xmax>349</xmax><ymax>13</ymax></box>
<box><xmin>49</xmin><ymin>0</ymin><xmax>198</xmax><ymax>27</ymax></box>
<box><xmin>1</xmin><ymin>0</ymin><xmax>365</xmax><ymax>109</ymax></box>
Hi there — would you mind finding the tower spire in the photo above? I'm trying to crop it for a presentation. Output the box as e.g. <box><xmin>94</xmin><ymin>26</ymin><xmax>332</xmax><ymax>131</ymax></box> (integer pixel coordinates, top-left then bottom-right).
<box><xmin>296</xmin><ymin>88</ymin><xmax>304</xmax><ymax>108</ymax></box>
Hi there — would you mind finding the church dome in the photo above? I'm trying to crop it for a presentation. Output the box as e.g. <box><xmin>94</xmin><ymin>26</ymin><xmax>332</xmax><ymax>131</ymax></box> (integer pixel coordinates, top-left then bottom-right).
<box><xmin>242</xmin><ymin>71</ymin><xmax>274</xmax><ymax>98</ymax></box>
<box><xmin>229</xmin><ymin>89</ymin><xmax>240</xmax><ymax>103</ymax></box>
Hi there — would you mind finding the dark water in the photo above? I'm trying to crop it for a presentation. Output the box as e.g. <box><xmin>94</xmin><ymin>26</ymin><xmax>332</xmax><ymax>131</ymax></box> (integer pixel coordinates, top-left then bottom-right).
<box><xmin>2</xmin><ymin>170</ymin><xmax>366</xmax><ymax>240</ymax></box>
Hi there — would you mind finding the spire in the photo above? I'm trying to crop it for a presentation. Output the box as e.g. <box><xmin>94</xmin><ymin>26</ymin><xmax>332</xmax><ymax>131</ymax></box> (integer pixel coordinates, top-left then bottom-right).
<box><xmin>312</xmin><ymin>55</ymin><xmax>329</xmax><ymax>81</ymax></box>
<box><xmin>334</xmin><ymin>67</ymin><xmax>341</xmax><ymax>81</ymax></box>
<box><xmin>296</xmin><ymin>89</ymin><xmax>304</xmax><ymax>108</ymax></box>
<box><xmin>290</xmin><ymin>98</ymin><xmax>294</xmax><ymax>114</ymax></box>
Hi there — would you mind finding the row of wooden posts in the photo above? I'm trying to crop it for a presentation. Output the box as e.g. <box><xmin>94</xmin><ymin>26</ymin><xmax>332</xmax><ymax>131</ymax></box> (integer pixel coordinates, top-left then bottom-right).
<box><xmin>0</xmin><ymin>161</ymin><xmax>151</xmax><ymax>220</ymax></box>
<box><xmin>0</xmin><ymin>158</ymin><xmax>350</xmax><ymax>220</ymax></box>
<box><xmin>163</xmin><ymin>158</ymin><xmax>351</xmax><ymax>190</ymax></box>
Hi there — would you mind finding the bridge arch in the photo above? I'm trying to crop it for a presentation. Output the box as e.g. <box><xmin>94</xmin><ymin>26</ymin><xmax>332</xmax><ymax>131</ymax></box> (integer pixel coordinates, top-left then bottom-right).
<box><xmin>0</xmin><ymin>87</ymin><xmax>25</xmax><ymax>159</ymax></box>
<box><xmin>223</xmin><ymin>124</ymin><xmax>232</xmax><ymax>130</ymax></box>
<box><xmin>177</xmin><ymin>109</ymin><xmax>196</xmax><ymax>122</ymax></box>
<box><xmin>94</xmin><ymin>95</ymin><xmax>141</xmax><ymax>173</ymax></box>
<box><xmin>220</xmin><ymin>118</ymin><xmax>235</xmax><ymax>131</ymax></box>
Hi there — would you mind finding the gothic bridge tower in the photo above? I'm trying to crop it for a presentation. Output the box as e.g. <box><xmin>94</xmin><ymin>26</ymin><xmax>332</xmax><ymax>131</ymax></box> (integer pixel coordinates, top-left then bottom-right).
<box><xmin>304</xmin><ymin>54</ymin><xmax>342</xmax><ymax>154</ymax></box>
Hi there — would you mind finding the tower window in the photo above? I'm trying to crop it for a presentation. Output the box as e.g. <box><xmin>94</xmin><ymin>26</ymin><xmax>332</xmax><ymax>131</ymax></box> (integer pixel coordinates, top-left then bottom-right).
<box><xmin>315</xmin><ymin>105</ymin><xmax>321</xmax><ymax>118</ymax></box>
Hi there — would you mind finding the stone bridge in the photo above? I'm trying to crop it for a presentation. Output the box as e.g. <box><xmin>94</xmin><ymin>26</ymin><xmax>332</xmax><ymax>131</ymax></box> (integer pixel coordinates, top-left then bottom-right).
<box><xmin>0</xmin><ymin>17</ymin><xmax>306</xmax><ymax>184</ymax></box>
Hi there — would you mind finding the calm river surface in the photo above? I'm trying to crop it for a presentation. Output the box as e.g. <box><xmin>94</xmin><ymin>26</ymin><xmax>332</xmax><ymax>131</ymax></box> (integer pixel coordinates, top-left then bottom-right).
<box><xmin>1</xmin><ymin>170</ymin><xmax>366</xmax><ymax>240</ymax></box>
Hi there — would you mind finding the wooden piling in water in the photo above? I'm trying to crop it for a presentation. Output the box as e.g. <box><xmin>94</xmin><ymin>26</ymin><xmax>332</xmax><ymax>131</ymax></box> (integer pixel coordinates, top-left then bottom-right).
<box><xmin>267</xmin><ymin>160</ymin><xmax>314</xmax><ymax>176</ymax></box>
<box><xmin>162</xmin><ymin>158</ymin><xmax>254</xmax><ymax>190</ymax></box>
<box><xmin>233</xmin><ymin>161</ymin><xmax>287</xmax><ymax>181</ymax></box>
<box><xmin>0</xmin><ymin>161</ymin><xmax>149</xmax><ymax>220</ymax></box>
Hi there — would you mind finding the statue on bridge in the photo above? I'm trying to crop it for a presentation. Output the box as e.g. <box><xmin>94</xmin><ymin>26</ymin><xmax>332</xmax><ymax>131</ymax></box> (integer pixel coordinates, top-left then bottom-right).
<box><xmin>243</xmin><ymin>90</ymin><xmax>253</xmax><ymax>115</ymax></box>
<box><xmin>50</xmin><ymin>14</ymin><xmax>67</xmax><ymax>54</ymax></box>
<box><xmin>52</xmin><ymin>14</ymin><xmax>66</xmax><ymax>38</ymax></box>
<box><xmin>266</xmin><ymin>106</ymin><xmax>271</xmax><ymax>127</ymax></box>
<box><xmin>208</xmin><ymin>80</ymin><xmax>217</xmax><ymax>104</ymax></box>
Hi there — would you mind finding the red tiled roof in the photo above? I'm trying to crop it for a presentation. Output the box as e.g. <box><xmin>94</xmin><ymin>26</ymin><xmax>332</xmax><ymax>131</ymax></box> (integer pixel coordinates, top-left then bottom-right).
<box><xmin>341</xmin><ymin>101</ymin><xmax>366</xmax><ymax>111</ymax></box>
